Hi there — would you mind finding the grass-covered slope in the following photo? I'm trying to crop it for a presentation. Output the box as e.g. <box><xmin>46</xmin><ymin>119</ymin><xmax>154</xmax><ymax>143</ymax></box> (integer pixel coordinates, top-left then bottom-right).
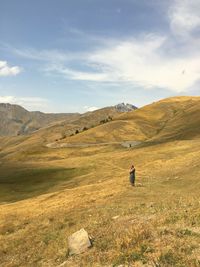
<box><xmin>0</xmin><ymin>105</ymin><xmax>129</xmax><ymax>157</ymax></box>
<box><xmin>62</xmin><ymin>96</ymin><xmax>200</xmax><ymax>144</ymax></box>
<box><xmin>0</xmin><ymin>138</ymin><xmax>200</xmax><ymax>266</ymax></box>
<box><xmin>0</xmin><ymin>96</ymin><xmax>200</xmax><ymax>266</ymax></box>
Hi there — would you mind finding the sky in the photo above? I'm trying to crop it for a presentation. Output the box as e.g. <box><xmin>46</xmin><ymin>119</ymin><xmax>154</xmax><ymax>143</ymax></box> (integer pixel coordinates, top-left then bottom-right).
<box><xmin>0</xmin><ymin>0</ymin><xmax>200</xmax><ymax>113</ymax></box>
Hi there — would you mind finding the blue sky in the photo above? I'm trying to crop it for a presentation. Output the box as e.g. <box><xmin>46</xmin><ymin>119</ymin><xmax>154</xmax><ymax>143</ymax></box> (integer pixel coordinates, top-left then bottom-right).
<box><xmin>0</xmin><ymin>0</ymin><xmax>200</xmax><ymax>112</ymax></box>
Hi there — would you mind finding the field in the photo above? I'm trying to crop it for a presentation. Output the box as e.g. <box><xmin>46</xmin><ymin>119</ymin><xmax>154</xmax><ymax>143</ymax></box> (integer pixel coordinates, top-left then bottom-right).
<box><xmin>0</xmin><ymin>97</ymin><xmax>200</xmax><ymax>267</ymax></box>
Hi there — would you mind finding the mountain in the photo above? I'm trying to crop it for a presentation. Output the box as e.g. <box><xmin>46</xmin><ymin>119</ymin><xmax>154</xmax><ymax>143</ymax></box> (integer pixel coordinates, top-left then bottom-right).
<box><xmin>0</xmin><ymin>103</ymin><xmax>80</xmax><ymax>136</ymax></box>
<box><xmin>58</xmin><ymin>96</ymin><xmax>200</xmax><ymax>144</ymax></box>
<box><xmin>114</xmin><ymin>103</ymin><xmax>137</xmax><ymax>112</ymax></box>
<box><xmin>0</xmin><ymin>102</ymin><xmax>137</xmax><ymax>137</ymax></box>
<box><xmin>1</xmin><ymin>96</ymin><xmax>199</xmax><ymax>157</ymax></box>
<box><xmin>0</xmin><ymin>96</ymin><xmax>199</xmax><ymax>267</ymax></box>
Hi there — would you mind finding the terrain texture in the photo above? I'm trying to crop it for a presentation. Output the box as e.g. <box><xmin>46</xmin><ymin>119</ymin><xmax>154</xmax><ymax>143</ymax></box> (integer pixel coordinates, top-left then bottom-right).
<box><xmin>0</xmin><ymin>103</ymin><xmax>136</xmax><ymax>137</ymax></box>
<box><xmin>0</xmin><ymin>96</ymin><xmax>199</xmax><ymax>267</ymax></box>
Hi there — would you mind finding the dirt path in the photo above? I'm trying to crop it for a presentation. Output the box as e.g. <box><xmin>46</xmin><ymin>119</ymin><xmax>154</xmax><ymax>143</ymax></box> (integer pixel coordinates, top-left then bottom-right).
<box><xmin>46</xmin><ymin>140</ymin><xmax>141</xmax><ymax>149</ymax></box>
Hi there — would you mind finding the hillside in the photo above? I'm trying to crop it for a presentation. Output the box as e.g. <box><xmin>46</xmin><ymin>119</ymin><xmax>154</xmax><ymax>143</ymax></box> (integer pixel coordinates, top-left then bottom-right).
<box><xmin>33</xmin><ymin>105</ymin><xmax>136</xmax><ymax>143</ymax></box>
<box><xmin>58</xmin><ymin>96</ymin><xmax>200</xmax><ymax>144</ymax></box>
<box><xmin>0</xmin><ymin>103</ymin><xmax>136</xmax><ymax>138</ymax></box>
<box><xmin>0</xmin><ymin>103</ymin><xmax>137</xmax><ymax>158</ymax></box>
<box><xmin>0</xmin><ymin>103</ymin><xmax>80</xmax><ymax>136</ymax></box>
<box><xmin>0</xmin><ymin>96</ymin><xmax>199</xmax><ymax>267</ymax></box>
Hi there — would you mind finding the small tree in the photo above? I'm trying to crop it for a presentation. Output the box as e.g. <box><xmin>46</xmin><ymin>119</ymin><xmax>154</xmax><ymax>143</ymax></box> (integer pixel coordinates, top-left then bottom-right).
<box><xmin>60</xmin><ymin>133</ymin><xmax>66</xmax><ymax>140</ymax></box>
<box><xmin>100</xmin><ymin>119</ymin><xmax>106</xmax><ymax>124</ymax></box>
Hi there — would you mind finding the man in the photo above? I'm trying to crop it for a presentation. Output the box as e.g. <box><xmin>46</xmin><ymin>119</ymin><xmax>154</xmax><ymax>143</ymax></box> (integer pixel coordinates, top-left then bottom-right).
<box><xmin>129</xmin><ymin>165</ymin><xmax>136</xmax><ymax>186</ymax></box>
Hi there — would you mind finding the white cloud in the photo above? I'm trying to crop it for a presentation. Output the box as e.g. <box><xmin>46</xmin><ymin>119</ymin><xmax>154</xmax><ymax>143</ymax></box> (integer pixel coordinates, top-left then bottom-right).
<box><xmin>84</xmin><ymin>106</ymin><xmax>99</xmax><ymax>112</ymax></box>
<box><xmin>10</xmin><ymin>47</ymin><xmax>87</xmax><ymax>62</ymax></box>
<box><xmin>0</xmin><ymin>61</ymin><xmax>21</xmax><ymax>76</ymax></box>
<box><xmin>48</xmin><ymin>34</ymin><xmax>200</xmax><ymax>92</ymax></box>
<box><xmin>48</xmin><ymin>66</ymin><xmax>109</xmax><ymax>82</ymax></box>
<box><xmin>0</xmin><ymin>96</ymin><xmax>49</xmax><ymax>110</ymax></box>
<box><xmin>6</xmin><ymin>2</ymin><xmax>200</xmax><ymax>94</ymax></box>
<box><xmin>169</xmin><ymin>0</ymin><xmax>200</xmax><ymax>36</ymax></box>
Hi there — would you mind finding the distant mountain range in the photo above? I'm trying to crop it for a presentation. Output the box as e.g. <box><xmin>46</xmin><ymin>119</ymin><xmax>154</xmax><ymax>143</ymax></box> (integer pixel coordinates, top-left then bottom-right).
<box><xmin>0</xmin><ymin>102</ymin><xmax>137</xmax><ymax>136</ymax></box>
<box><xmin>0</xmin><ymin>96</ymin><xmax>199</xmax><ymax>159</ymax></box>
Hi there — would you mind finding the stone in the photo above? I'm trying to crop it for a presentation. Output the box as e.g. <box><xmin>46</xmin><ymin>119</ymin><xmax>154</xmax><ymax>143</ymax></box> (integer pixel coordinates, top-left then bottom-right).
<box><xmin>68</xmin><ymin>228</ymin><xmax>92</xmax><ymax>255</ymax></box>
<box><xmin>58</xmin><ymin>261</ymin><xmax>68</xmax><ymax>267</ymax></box>
<box><xmin>112</xmin><ymin>215</ymin><xmax>120</xmax><ymax>220</ymax></box>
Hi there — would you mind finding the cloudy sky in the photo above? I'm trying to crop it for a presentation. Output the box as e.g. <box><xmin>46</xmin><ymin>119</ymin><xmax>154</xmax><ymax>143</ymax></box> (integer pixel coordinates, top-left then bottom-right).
<box><xmin>0</xmin><ymin>0</ymin><xmax>200</xmax><ymax>112</ymax></box>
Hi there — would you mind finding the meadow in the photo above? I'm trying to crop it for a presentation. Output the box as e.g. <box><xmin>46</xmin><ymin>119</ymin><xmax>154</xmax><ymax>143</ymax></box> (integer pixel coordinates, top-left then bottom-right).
<box><xmin>0</xmin><ymin>97</ymin><xmax>200</xmax><ymax>266</ymax></box>
<box><xmin>0</xmin><ymin>138</ymin><xmax>200</xmax><ymax>267</ymax></box>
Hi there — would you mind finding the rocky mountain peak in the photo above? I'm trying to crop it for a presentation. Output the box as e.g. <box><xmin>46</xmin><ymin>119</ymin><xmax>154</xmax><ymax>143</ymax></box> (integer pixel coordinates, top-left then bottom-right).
<box><xmin>115</xmin><ymin>103</ymin><xmax>137</xmax><ymax>112</ymax></box>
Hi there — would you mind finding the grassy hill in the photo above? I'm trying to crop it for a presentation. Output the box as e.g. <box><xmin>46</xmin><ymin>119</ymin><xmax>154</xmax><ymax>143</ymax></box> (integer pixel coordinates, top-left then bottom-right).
<box><xmin>0</xmin><ymin>96</ymin><xmax>200</xmax><ymax>267</ymax></box>
<box><xmin>56</xmin><ymin>96</ymin><xmax>200</xmax><ymax>144</ymax></box>
<box><xmin>0</xmin><ymin>105</ymin><xmax>135</xmax><ymax>159</ymax></box>
<box><xmin>0</xmin><ymin>103</ymin><xmax>136</xmax><ymax>138</ymax></box>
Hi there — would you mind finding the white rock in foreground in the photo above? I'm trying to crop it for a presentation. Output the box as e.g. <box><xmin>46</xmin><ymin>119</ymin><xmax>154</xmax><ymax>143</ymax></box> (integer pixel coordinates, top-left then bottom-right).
<box><xmin>68</xmin><ymin>228</ymin><xmax>92</xmax><ymax>255</ymax></box>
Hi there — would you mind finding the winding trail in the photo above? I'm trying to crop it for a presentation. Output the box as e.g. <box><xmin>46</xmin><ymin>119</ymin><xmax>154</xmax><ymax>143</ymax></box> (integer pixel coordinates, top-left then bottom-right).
<box><xmin>46</xmin><ymin>140</ymin><xmax>141</xmax><ymax>149</ymax></box>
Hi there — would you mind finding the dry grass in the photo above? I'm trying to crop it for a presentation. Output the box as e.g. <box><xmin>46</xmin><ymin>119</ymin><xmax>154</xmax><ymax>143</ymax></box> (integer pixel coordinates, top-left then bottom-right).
<box><xmin>61</xmin><ymin>96</ymin><xmax>200</xmax><ymax>144</ymax></box>
<box><xmin>0</xmin><ymin>137</ymin><xmax>200</xmax><ymax>266</ymax></box>
<box><xmin>0</xmin><ymin>97</ymin><xmax>200</xmax><ymax>266</ymax></box>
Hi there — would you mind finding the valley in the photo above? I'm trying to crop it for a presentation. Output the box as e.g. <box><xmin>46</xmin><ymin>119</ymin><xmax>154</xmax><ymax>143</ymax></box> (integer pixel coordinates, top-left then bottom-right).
<box><xmin>0</xmin><ymin>96</ymin><xmax>200</xmax><ymax>267</ymax></box>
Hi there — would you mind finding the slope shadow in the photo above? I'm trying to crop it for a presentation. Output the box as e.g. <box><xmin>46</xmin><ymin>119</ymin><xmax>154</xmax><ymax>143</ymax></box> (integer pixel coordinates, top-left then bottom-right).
<box><xmin>0</xmin><ymin>165</ymin><xmax>89</xmax><ymax>203</ymax></box>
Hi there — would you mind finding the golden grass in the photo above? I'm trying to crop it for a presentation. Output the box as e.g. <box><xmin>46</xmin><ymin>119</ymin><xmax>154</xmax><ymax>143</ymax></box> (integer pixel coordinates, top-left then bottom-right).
<box><xmin>0</xmin><ymin>137</ymin><xmax>200</xmax><ymax>266</ymax></box>
<box><xmin>57</xmin><ymin>96</ymin><xmax>200</xmax><ymax>145</ymax></box>
<box><xmin>0</xmin><ymin>96</ymin><xmax>200</xmax><ymax>266</ymax></box>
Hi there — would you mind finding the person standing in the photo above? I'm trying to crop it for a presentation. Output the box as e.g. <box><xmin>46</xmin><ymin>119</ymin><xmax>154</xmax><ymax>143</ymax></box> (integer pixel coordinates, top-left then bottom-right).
<box><xmin>129</xmin><ymin>165</ymin><xmax>136</xmax><ymax>186</ymax></box>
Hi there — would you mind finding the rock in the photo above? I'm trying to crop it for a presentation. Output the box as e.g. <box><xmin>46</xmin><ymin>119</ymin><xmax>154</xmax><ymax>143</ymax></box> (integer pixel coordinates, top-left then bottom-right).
<box><xmin>68</xmin><ymin>228</ymin><xmax>92</xmax><ymax>255</ymax></box>
<box><xmin>57</xmin><ymin>261</ymin><xmax>68</xmax><ymax>267</ymax></box>
<box><xmin>115</xmin><ymin>103</ymin><xmax>137</xmax><ymax>112</ymax></box>
<box><xmin>112</xmin><ymin>215</ymin><xmax>120</xmax><ymax>220</ymax></box>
